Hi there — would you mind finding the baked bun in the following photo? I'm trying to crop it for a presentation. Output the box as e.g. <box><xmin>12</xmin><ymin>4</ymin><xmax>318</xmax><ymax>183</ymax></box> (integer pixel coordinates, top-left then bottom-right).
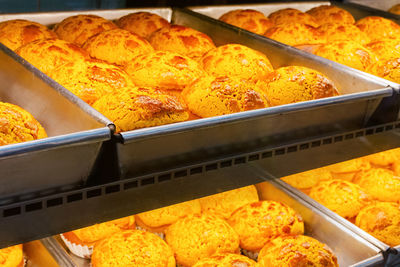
<box><xmin>281</xmin><ymin>167</ymin><xmax>332</xmax><ymax>193</ymax></box>
<box><xmin>0</xmin><ymin>245</ymin><xmax>24</xmax><ymax>267</ymax></box>
<box><xmin>306</xmin><ymin>5</ymin><xmax>355</xmax><ymax>25</ymax></box>
<box><xmin>356</xmin><ymin>16</ymin><xmax>400</xmax><ymax>41</ymax></box>
<box><xmin>0</xmin><ymin>102</ymin><xmax>47</xmax><ymax>146</ymax></box>
<box><xmin>258</xmin><ymin>235</ymin><xmax>338</xmax><ymax>267</ymax></box>
<box><xmin>149</xmin><ymin>25</ymin><xmax>216</xmax><ymax>61</ymax></box>
<box><xmin>366</xmin><ymin>39</ymin><xmax>400</xmax><ymax>61</ymax></box>
<box><xmin>93</xmin><ymin>87</ymin><xmax>189</xmax><ymax>132</ymax></box>
<box><xmin>16</xmin><ymin>38</ymin><xmax>88</xmax><ymax>75</ymax></box>
<box><xmin>92</xmin><ymin>230</ymin><xmax>175</xmax><ymax>267</ymax></box>
<box><xmin>314</xmin><ymin>40</ymin><xmax>378</xmax><ymax>73</ymax></box>
<box><xmin>353</xmin><ymin>168</ymin><xmax>400</xmax><ymax>202</ymax></box>
<box><xmin>82</xmin><ymin>29</ymin><xmax>153</xmax><ymax>66</ymax></box>
<box><xmin>325</xmin><ymin>158</ymin><xmax>371</xmax><ymax>181</ymax></box>
<box><xmin>268</xmin><ymin>8</ymin><xmax>318</xmax><ymax>27</ymax></box>
<box><xmin>264</xmin><ymin>66</ymin><xmax>338</xmax><ymax>106</ymax></box>
<box><xmin>227</xmin><ymin>201</ymin><xmax>304</xmax><ymax>253</ymax></box>
<box><xmin>165</xmin><ymin>213</ymin><xmax>239</xmax><ymax>267</ymax></box>
<box><xmin>125</xmin><ymin>51</ymin><xmax>205</xmax><ymax>90</ymax></box>
<box><xmin>0</xmin><ymin>19</ymin><xmax>56</xmax><ymax>51</ymax></box>
<box><xmin>199</xmin><ymin>185</ymin><xmax>259</xmax><ymax>219</ymax></box>
<box><xmin>264</xmin><ymin>22</ymin><xmax>325</xmax><ymax>47</ymax></box>
<box><xmin>50</xmin><ymin>59</ymin><xmax>134</xmax><ymax>105</ymax></box>
<box><xmin>116</xmin><ymin>12</ymin><xmax>170</xmax><ymax>40</ymax></box>
<box><xmin>54</xmin><ymin>14</ymin><xmax>117</xmax><ymax>46</ymax></box>
<box><xmin>193</xmin><ymin>253</ymin><xmax>257</xmax><ymax>267</ymax></box>
<box><xmin>362</xmin><ymin>148</ymin><xmax>400</xmax><ymax>168</ymax></box>
<box><xmin>136</xmin><ymin>199</ymin><xmax>201</xmax><ymax>233</ymax></box>
<box><xmin>63</xmin><ymin>216</ymin><xmax>135</xmax><ymax>247</ymax></box>
<box><xmin>389</xmin><ymin>4</ymin><xmax>400</xmax><ymax>15</ymax></box>
<box><xmin>219</xmin><ymin>9</ymin><xmax>274</xmax><ymax>34</ymax></box>
<box><xmin>318</xmin><ymin>23</ymin><xmax>370</xmax><ymax>44</ymax></box>
<box><xmin>309</xmin><ymin>179</ymin><xmax>371</xmax><ymax>219</ymax></box>
<box><xmin>182</xmin><ymin>76</ymin><xmax>269</xmax><ymax>118</ymax></box>
<box><xmin>355</xmin><ymin>202</ymin><xmax>400</xmax><ymax>246</ymax></box>
<box><xmin>372</xmin><ymin>57</ymin><xmax>400</xmax><ymax>83</ymax></box>
<box><xmin>201</xmin><ymin>44</ymin><xmax>273</xmax><ymax>81</ymax></box>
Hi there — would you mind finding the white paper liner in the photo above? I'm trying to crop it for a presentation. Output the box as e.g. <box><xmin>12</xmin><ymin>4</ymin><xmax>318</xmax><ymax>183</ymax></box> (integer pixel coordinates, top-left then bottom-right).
<box><xmin>241</xmin><ymin>249</ymin><xmax>259</xmax><ymax>261</ymax></box>
<box><xmin>135</xmin><ymin>225</ymin><xmax>165</xmax><ymax>240</ymax></box>
<box><xmin>60</xmin><ymin>234</ymin><xmax>93</xmax><ymax>259</ymax></box>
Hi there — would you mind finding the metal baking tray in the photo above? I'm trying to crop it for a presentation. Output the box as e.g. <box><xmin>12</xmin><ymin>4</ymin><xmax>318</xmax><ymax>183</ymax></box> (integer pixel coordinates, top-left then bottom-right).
<box><xmin>345</xmin><ymin>0</ymin><xmax>399</xmax><ymax>12</ymax></box>
<box><xmin>0</xmin><ymin>43</ymin><xmax>111</xmax><ymax>203</ymax></box>
<box><xmin>25</xmin><ymin>239</ymin><xmax>74</xmax><ymax>267</ymax></box>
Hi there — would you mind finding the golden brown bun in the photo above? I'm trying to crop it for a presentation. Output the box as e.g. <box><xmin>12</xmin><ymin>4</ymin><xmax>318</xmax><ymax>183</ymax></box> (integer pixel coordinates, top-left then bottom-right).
<box><xmin>356</xmin><ymin>16</ymin><xmax>400</xmax><ymax>41</ymax></box>
<box><xmin>227</xmin><ymin>201</ymin><xmax>304</xmax><ymax>252</ymax></box>
<box><xmin>92</xmin><ymin>230</ymin><xmax>175</xmax><ymax>267</ymax></box>
<box><xmin>268</xmin><ymin>8</ymin><xmax>318</xmax><ymax>27</ymax></box>
<box><xmin>182</xmin><ymin>76</ymin><xmax>269</xmax><ymax>118</ymax></box>
<box><xmin>318</xmin><ymin>23</ymin><xmax>370</xmax><ymax>45</ymax></box>
<box><xmin>199</xmin><ymin>185</ymin><xmax>259</xmax><ymax>219</ymax></box>
<box><xmin>264</xmin><ymin>22</ymin><xmax>325</xmax><ymax>46</ymax></box>
<box><xmin>200</xmin><ymin>44</ymin><xmax>273</xmax><ymax>82</ymax></box>
<box><xmin>149</xmin><ymin>25</ymin><xmax>216</xmax><ymax>61</ymax></box>
<box><xmin>281</xmin><ymin>167</ymin><xmax>332</xmax><ymax>190</ymax></box>
<box><xmin>309</xmin><ymin>179</ymin><xmax>371</xmax><ymax>219</ymax></box>
<box><xmin>193</xmin><ymin>253</ymin><xmax>257</xmax><ymax>267</ymax></box>
<box><xmin>0</xmin><ymin>19</ymin><xmax>56</xmax><ymax>51</ymax></box>
<box><xmin>306</xmin><ymin>5</ymin><xmax>355</xmax><ymax>25</ymax></box>
<box><xmin>362</xmin><ymin>148</ymin><xmax>400</xmax><ymax>168</ymax></box>
<box><xmin>16</xmin><ymin>38</ymin><xmax>89</xmax><ymax>75</ymax></box>
<box><xmin>93</xmin><ymin>87</ymin><xmax>189</xmax><ymax>132</ymax></box>
<box><xmin>367</xmin><ymin>39</ymin><xmax>400</xmax><ymax>62</ymax></box>
<box><xmin>0</xmin><ymin>102</ymin><xmax>47</xmax><ymax>146</ymax></box>
<box><xmin>265</xmin><ymin>66</ymin><xmax>339</xmax><ymax>106</ymax></box>
<box><xmin>116</xmin><ymin>12</ymin><xmax>170</xmax><ymax>40</ymax></box>
<box><xmin>125</xmin><ymin>51</ymin><xmax>205</xmax><ymax>90</ymax></box>
<box><xmin>258</xmin><ymin>235</ymin><xmax>338</xmax><ymax>267</ymax></box>
<box><xmin>314</xmin><ymin>40</ymin><xmax>378</xmax><ymax>73</ymax></box>
<box><xmin>389</xmin><ymin>4</ymin><xmax>400</xmax><ymax>15</ymax></box>
<box><xmin>219</xmin><ymin>9</ymin><xmax>274</xmax><ymax>34</ymax></box>
<box><xmin>50</xmin><ymin>59</ymin><xmax>134</xmax><ymax>105</ymax></box>
<box><xmin>54</xmin><ymin>14</ymin><xmax>117</xmax><ymax>46</ymax></box>
<box><xmin>325</xmin><ymin>158</ymin><xmax>371</xmax><ymax>181</ymax></box>
<box><xmin>355</xmin><ymin>202</ymin><xmax>400</xmax><ymax>246</ymax></box>
<box><xmin>353</xmin><ymin>168</ymin><xmax>400</xmax><ymax>202</ymax></box>
<box><xmin>372</xmin><ymin>57</ymin><xmax>400</xmax><ymax>83</ymax></box>
<box><xmin>0</xmin><ymin>245</ymin><xmax>24</xmax><ymax>267</ymax></box>
<box><xmin>82</xmin><ymin>29</ymin><xmax>153</xmax><ymax>66</ymax></box>
<box><xmin>165</xmin><ymin>213</ymin><xmax>239</xmax><ymax>267</ymax></box>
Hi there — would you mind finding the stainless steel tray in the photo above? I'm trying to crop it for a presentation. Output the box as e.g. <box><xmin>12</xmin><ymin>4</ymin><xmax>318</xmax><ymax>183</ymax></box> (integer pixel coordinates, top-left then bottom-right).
<box><xmin>0</xmin><ymin>43</ymin><xmax>111</xmax><ymax>202</ymax></box>
<box><xmin>25</xmin><ymin>239</ymin><xmax>74</xmax><ymax>267</ymax></box>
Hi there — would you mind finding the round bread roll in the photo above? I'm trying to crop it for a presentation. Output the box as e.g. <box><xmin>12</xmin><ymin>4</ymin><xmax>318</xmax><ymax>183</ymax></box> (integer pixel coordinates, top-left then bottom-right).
<box><xmin>92</xmin><ymin>230</ymin><xmax>175</xmax><ymax>267</ymax></box>
<box><xmin>136</xmin><ymin>199</ymin><xmax>201</xmax><ymax>234</ymax></box>
<box><xmin>50</xmin><ymin>59</ymin><xmax>134</xmax><ymax>105</ymax></box>
<box><xmin>165</xmin><ymin>213</ymin><xmax>240</xmax><ymax>267</ymax></box>
<box><xmin>82</xmin><ymin>29</ymin><xmax>153</xmax><ymax>66</ymax></box>
<box><xmin>353</xmin><ymin>168</ymin><xmax>400</xmax><ymax>202</ymax></box>
<box><xmin>366</xmin><ymin>39</ymin><xmax>400</xmax><ymax>61</ymax></box>
<box><xmin>116</xmin><ymin>12</ymin><xmax>170</xmax><ymax>40</ymax></box>
<box><xmin>193</xmin><ymin>253</ymin><xmax>257</xmax><ymax>267</ymax></box>
<box><xmin>356</xmin><ymin>202</ymin><xmax>400</xmax><ymax>247</ymax></box>
<box><xmin>54</xmin><ymin>14</ymin><xmax>117</xmax><ymax>46</ymax></box>
<box><xmin>268</xmin><ymin>8</ymin><xmax>318</xmax><ymax>27</ymax></box>
<box><xmin>362</xmin><ymin>148</ymin><xmax>400</xmax><ymax>168</ymax></box>
<box><xmin>125</xmin><ymin>51</ymin><xmax>205</xmax><ymax>91</ymax></box>
<box><xmin>219</xmin><ymin>9</ymin><xmax>274</xmax><ymax>34</ymax></box>
<box><xmin>199</xmin><ymin>185</ymin><xmax>259</xmax><ymax>219</ymax></box>
<box><xmin>0</xmin><ymin>19</ymin><xmax>56</xmax><ymax>51</ymax></box>
<box><xmin>149</xmin><ymin>25</ymin><xmax>216</xmax><ymax>61</ymax></box>
<box><xmin>227</xmin><ymin>201</ymin><xmax>304</xmax><ymax>253</ymax></box>
<box><xmin>389</xmin><ymin>4</ymin><xmax>400</xmax><ymax>15</ymax></box>
<box><xmin>0</xmin><ymin>102</ymin><xmax>47</xmax><ymax>146</ymax></box>
<box><xmin>200</xmin><ymin>44</ymin><xmax>273</xmax><ymax>82</ymax></box>
<box><xmin>324</xmin><ymin>158</ymin><xmax>371</xmax><ymax>181</ymax></box>
<box><xmin>264</xmin><ymin>22</ymin><xmax>325</xmax><ymax>46</ymax></box>
<box><xmin>314</xmin><ymin>40</ymin><xmax>378</xmax><ymax>73</ymax></box>
<box><xmin>264</xmin><ymin>66</ymin><xmax>339</xmax><ymax>107</ymax></box>
<box><xmin>182</xmin><ymin>76</ymin><xmax>269</xmax><ymax>118</ymax></box>
<box><xmin>281</xmin><ymin>167</ymin><xmax>332</xmax><ymax>193</ymax></box>
<box><xmin>0</xmin><ymin>245</ymin><xmax>24</xmax><ymax>267</ymax></box>
<box><xmin>258</xmin><ymin>235</ymin><xmax>338</xmax><ymax>267</ymax></box>
<box><xmin>309</xmin><ymin>179</ymin><xmax>371</xmax><ymax>219</ymax></box>
<box><xmin>306</xmin><ymin>5</ymin><xmax>355</xmax><ymax>25</ymax></box>
<box><xmin>318</xmin><ymin>23</ymin><xmax>370</xmax><ymax>45</ymax></box>
<box><xmin>356</xmin><ymin>16</ymin><xmax>400</xmax><ymax>41</ymax></box>
<box><xmin>93</xmin><ymin>87</ymin><xmax>189</xmax><ymax>132</ymax></box>
<box><xmin>16</xmin><ymin>38</ymin><xmax>88</xmax><ymax>75</ymax></box>
<box><xmin>62</xmin><ymin>216</ymin><xmax>135</xmax><ymax>248</ymax></box>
